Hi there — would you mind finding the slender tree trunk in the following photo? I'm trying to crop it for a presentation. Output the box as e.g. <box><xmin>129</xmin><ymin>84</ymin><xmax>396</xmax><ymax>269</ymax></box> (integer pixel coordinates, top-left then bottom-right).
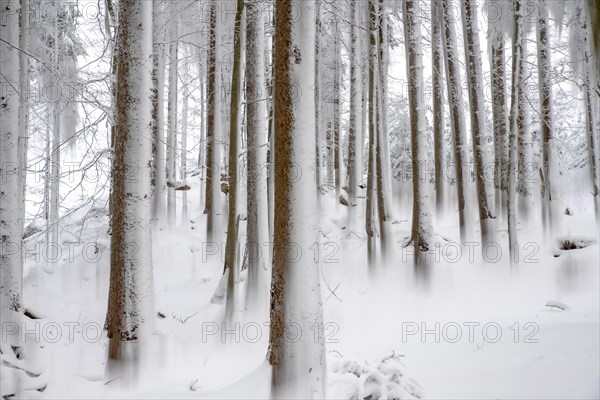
<box><xmin>404</xmin><ymin>0</ymin><xmax>433</xmax><ymax>266</ymax></box>
<box><xmin>166</xmin><ymin>9</ymin><xmax>179</xmax><ymax>225</ymax></box>
<box><xmin>19</xmin><ymin>0</ymin><xmax>30</xmax><ymax>226</ymax></box>
<box><xmin>432</xmin><ymin>0</ymin><xmax>445</xmax><ymax>217</ymax></box>
<box><xmin>537</xmin><ymin>0</ymin><xmax>554</xmax><ymax>239</ymax></box>
<box><xmin>50</xmin><ymin>3</ymin><xmax>61</xmax><ymax>268</ymax></box>
<box><xmin>347</xmin><ymin>0</ymin><xmax>362</xmax><ymax>230</ymax></box>
<box><xmin>204</xmin><ymin>1</ymin><xmax>218</xmax><ymax>241</ymax></box>
<box><xmin>333</xmin><ymin>13</ymin><xmax>341</xmax><ymax>201</ymax></box>
<box><xmin>516</xmin><ymin>31</ymin><xmax>531</xmax><ymax>218</ymax></box>
<box><xmin>441</xmin><ymin>0</ymin><xmax>469</xmax><ymax>243</ymax></box>
<box><xmin>462</xmin><ymin>0</ymin><xmax>494</xmax><ymax>245</ymax></box>
<box><xmin>105</xmin><ymin>0</ymin><xmax>155</xmax><ymax>365</ymax></box>
<box><xmin>245</xmin><ymin>0</ymin><xmax>270</xmax><ymax>316</ymax></box>
<box><xmin>490</xmin><ymin>29</ymin><xmax>507</xmax><ymax>222</ymax></box>
<box><xmin>181</xmin><ymin>56</ymin><xmax>189</xmax><ymax>224</ymax></box>
<box><xmin>223</xmin><ymin>0</ymin><xmax>245</xmax><ymax>323</ymax></box>
<box><xmin>582</xmin><ymin>7</ymin><xmax>599</xmax><ymax>221</ymax></box>
<box><xmin>366</xmin><ymin>0</ymin><xmax>378</xmax><ymax>268</ymax></box>
<box><xmin>1</xmin><ymin>0</ymin><xmax>23</xmax><ymax>315</ymax></box>
<box><xmin>508</xmin><ymin>0</ymin><xmax>523</xmax><ymax>266</ymax></box>
<box><xmin>152</xmin><ymin>0</ymin><xmax>167</xmax><ymax>221</ymax></box>
<box><xmin>376</xmin><ymin>0</ymin><xmax>392</xmax><ymax>254</ymax></box>
<box><xmin>269</xmin><ymin>0</ymin><xmax>325</xmax><ymax>396</ymax></box>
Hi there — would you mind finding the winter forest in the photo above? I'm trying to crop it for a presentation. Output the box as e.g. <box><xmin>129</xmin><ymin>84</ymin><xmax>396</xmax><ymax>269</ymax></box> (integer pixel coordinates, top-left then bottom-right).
<box><xmin>1</xmin><ymin>0</ymin><xmax>599</xmax><ymax>398</ymax></box>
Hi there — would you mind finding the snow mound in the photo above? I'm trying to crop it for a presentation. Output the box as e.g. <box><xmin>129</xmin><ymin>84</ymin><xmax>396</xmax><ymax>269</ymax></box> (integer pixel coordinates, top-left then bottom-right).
<box><xmin>328</xmin><ymin>352</ymin><xmax>423</xmax><ymax>399</ymax></box>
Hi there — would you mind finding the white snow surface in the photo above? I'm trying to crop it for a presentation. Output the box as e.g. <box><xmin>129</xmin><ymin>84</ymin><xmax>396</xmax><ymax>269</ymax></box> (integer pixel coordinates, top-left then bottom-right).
<box><xmin>4</xmin><ymin>170</ymin><xmax>599</xmax><ymax>399</ymax></box>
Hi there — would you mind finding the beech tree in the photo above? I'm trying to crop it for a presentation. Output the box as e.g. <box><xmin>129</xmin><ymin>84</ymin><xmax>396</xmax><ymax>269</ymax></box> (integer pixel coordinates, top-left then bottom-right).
<box><xmin>462</xmin><ymin>0</ymin><xmax>494</xmax><ymax>244</ymax></box>
<box><xmin>1</xmin><ymin>0</ymin><xmax>23</xmax><ymax>315</ymax></box>
<box><xmin>441</xmin><ymin>0</ymin><xmax>469</xmax><ymax>243</ymax></box>
<box><xmin>404</xmin><ymin>0</ymin><xmax>433</xmax><ymax>265</ymax></box>
<box><xmin>105</xmin><ymin>0</ymin><xmax>155</xmax><ymax>365</ymax></box>
<box><xmin>268</xmin><ymin>0</ymin><xmax>326</xmax><ymax>396</ymax></box>
<box><xmin>245</xmin><ymin>0</ymin><xmax>270</xmax><ymax>316</ymax></box>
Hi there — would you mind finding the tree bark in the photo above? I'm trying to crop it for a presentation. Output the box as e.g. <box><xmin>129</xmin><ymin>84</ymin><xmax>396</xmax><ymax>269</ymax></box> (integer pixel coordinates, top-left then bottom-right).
<box><xmin>432</xmin><ymin>0</ymin><xmax>445</xmax><ymax>217</ymax></box>
<box><xmin>268</xmin><ymin>0</ymin><xmax>325</xmax><ymax>396</ymax></box>
<box><xmin>404</xmin><ymin>0</ymin><xmax>433</xmax><ymax>266</ymax></box>
<box><xmin>441</xmin><ymin>0</ymin><xmax>469</xmax><ymax>243</ymax></box>
<box><xmin>462</xmin><ymin>0</ymin><xmax>494</xmax><ymax>245</ymax></box>
<box><xmin>105</xmin><ymin>0</ymin><xmax>155</xmax><ymax>364</ymax></box>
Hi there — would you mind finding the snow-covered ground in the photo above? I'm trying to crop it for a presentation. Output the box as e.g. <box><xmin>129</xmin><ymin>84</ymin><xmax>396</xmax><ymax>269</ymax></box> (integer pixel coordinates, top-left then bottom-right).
<box><xmin>5</xmin><ymin>170</ymin><xmax>599</xmax><ymax>399</ymax></box>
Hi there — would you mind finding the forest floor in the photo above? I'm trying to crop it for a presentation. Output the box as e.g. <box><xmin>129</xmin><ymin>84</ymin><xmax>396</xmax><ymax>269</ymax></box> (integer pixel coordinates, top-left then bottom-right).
<box><xmin>4</xmin><ymin>172</ymin><xmax>599</xmax><ymax>399</ymax></box>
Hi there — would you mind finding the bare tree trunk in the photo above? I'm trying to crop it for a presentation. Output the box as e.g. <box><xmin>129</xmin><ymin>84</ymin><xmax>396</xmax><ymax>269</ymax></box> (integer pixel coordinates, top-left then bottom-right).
<box><xmin>245</xmin><ymin>0</ymin><xmax>270</xmax><ymax>317</ymax></box>
<box><xmin>404</xmin><ymin>0</ymin><xmax>433</xmax><ymax>266</ymax></box>
<box><xmin>441</xmin><ymin>0</ymin><xmax>469</xmax><ymax>243</ymax></box>
<box><xmin>204</xmin><ymin>1</ymin><xmax>218</xmax><ymax>241</ymax></box>
<box><xmin>490</xmin><ymin>28</ymin><xmax>507</xmax><ymax>222</ymax></box>
<box><xmin>366</xmin><ymin>0</ymin><xmax>378</xmax><ymax>269</ymax></box>
<box><xmin>151</xmin><ymin>0</ymin><xmax>166</xmax><ymax>222</ymax></box>
<box><xmin>537</xmin><ymin>0</ymin><xmax>554</xmax><ymax>239</ymax></box>
<box><xmin>1</xmin><ymin>0</ymin><xmax>23</xmax><ymax>315</ymax></box>
<box><xmin>105</xmin><ymin>0</ymin><xmax>155</xmax><ymax>367</ymax></box>
<box><xmin>269</xmin><ymin>0</ymin><xmax>325</xmax><ymax>397</ymax></box>
<box><xmin>432</xmin><ymin>0</ymin><xmax>445</xmax><ymax>217</ymax></box>
<box><xmin>181</xmin><ymin>56</ymin><xmax>190</xmax><ymax>224</ymax></box>
<box><xmin>166</xmin><ymin>8</ymin><xmax>179</xmax><ymax>226</ymax></box>
<box><xmin>347</xmin><ymin>0</ymin><xmax>362</xmax><ymax>230</ymax></box>
<box><xmin>508</xmin><ymin>0</ymin><xmax>523</xmax><ymax>266</ymax></box>
<box><xmin>223</xmin><ymin>0</ymin><xmax>245</xmax><ymax>324</ymax></box>
<box><xmin>19</xmin><ymin>0</ymin><xmax>30</xmax><ymax>226</ymax></box>
<box><xmin>462</xmin><ymin>0</ymin><xmax>494</xmax><ymax>245</ymax></box>
<box><xmin>516</xmin><ymin>32</ymin><xmax>531</xmax><ymax>219</ymax></box>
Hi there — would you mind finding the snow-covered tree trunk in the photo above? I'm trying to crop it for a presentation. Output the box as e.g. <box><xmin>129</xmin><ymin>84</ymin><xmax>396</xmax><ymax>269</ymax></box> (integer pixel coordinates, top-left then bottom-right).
<box><xmin>333</xmin><ymin>13</ymin><xmax>342</xmax><ymax>201</ymax></box>
<box><xmin>151</xmin><ymin>0</ymin><xmax>167</xmax><ymax>222</ymax></box>
<box><xmin>180</xmin><ymin>56</ymin><xmax>189</xmax><ymax>224</ymax></box>
<box><xmin>404</xmin><ymin>0</ymin><xmax>433</xmax><ymax>266</ymax></box>
<box><xmin>204</xmin><ymin>1</ymin><xmax>218</xmax><ymax>241</ymax></box>
<box><xmin>347</xmin><ymin>0</ymin><xmax>362</xmax><ymax>230</ymax></box>
<box><xmin>507</xmin><ymin>0</ymin><xmax>523</xmax><ymax>265</ymax></box>
<box><xmin>1</xmin><ymin>0</ymin><xmax>23</xmax><ymax>314</ymax></box>
<box><xmin>516</xmin><ymin>31</ymin><xmax>531</xmax><ymax>218</ymax></box>
<box><xmin>245</xmin><ymin>0</ymin><xmax>270</xmax><ymax>317</ymax></box>
<box><xmin>432</xmin><ymin>0</ymin><xmax>445</xmax><ymax>216</ymax></box>
<box><xmin>462</xmin><ymin>0</ymin><xmax>494</xmax><ymax>245</ymax></box>
<box><xmin>18</xmin><ymin>0</ymin><xmax>30</xmax><ymax>225</ymax></box>
<box><xmin>490</xmin><ymin>28</ymin><xmax>508</xmax><ymax>221</ymax></box>
<box><xmin>365</xmin><ymin>0</ymin><xmax>378</xmax><ymax>267</ymax></box>
<box><xmin>166</xmin><ymin>7</ymin><xmax>179</xmax><ymax>226</ymax></box>
<box><xmin>441</xmin><ymin>0</ymin><xmax>469</xmax><ymax>243</ymax></box>
<box><xmin>223</xmin><ymin>0</ymin><xmax>245</xmax><ymax>323</ymax></box>
<box><xmin>268</xmin><ymin>0</ymin><xmax>325</xmax><ymax>396</ymax></box>
<box><xmin>537</xmin><ymin>0</ymin><xmax>554</xmax><ymax>239</ymax></box>
<box><xmin>105</xmin><ymin>0</ymin><xmax>155</xmax><ymax>363</ymax></box>
<box><xmin>581</xmin><ymin>6</ymin><xmax>600</xmax><ymax>221</ymax></box>
<box><xmin>375</xmin><ymin>0</ymin><xmax>392</xmax><ymax>254</ymax></box>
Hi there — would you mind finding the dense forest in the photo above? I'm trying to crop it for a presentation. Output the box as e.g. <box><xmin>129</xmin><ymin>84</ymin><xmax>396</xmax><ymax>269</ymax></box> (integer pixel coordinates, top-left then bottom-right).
<box><xmin>1</xmin><ymin>0</ymin><xmax>599</xmax><ymax>398</ymax></box>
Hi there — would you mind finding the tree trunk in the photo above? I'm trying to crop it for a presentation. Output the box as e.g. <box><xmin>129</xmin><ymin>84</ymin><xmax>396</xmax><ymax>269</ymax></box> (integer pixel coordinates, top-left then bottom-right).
<box><xmin>105</xmin><ymin>0</ymin><xmax>155</xmax><ymax>365</ymax></box>
<box><xmin>441</xmin><ymin>0</ymin><xmax>469</xmax><ymax>243</ymax></box>
<box><xmin>347</xmin><ymin>0</ymin><xmax>362</xmax><ymax>230</ymax></box>
<box><xmin>432</xmin><ymin>0</ymin><xmax>445</xmax><ymax>217</ymax></box>
<box><xmin>462</xmin><ymin>0</ymin><xmax>494</xmax><ymax>245</ymax></box>
<box><xmin>245</xmin><ymin>0</ymin><xmax>270</xmax><ymax>317</ymax></box>
<box><xmin>19</xmin><ymin>0</ymin><xmax>30</xmax><ymax>226</ymax></box>
<box><xmin>537</xmin><ymin>0</ymin><xmax>554</xmax><ymax>239</ymax></box>
<box><xmin>516</xmin><ymin>31</ymin><xmax>531</xmax><ymax>219</ymax></box>
<box><xmin>365</xmin><ymin>0</ymin><xmax>378</xmax><ymax>267</ymax></box>
<box><xmin>1</xmin><ymin>0</ymin><xmax>23</xmax><ymax>315</ymax></box>
<box><xmin>151</xmin><ymin>0</ymin><xmax>167</xmax><ymax>222</ymax></box>
<box><xmin>181</xmin><ymin>56</ymin><xmax>189</xmax><ymax>224</ymax></box>
<box><xmin>223</xmin><ymin>0</ymin><xmax>245</xmax><ymax>323</ymax></box>
<box><xmin>490</xmin><ymin>28</ymin><xmax>507</xmax><ymax>221</ymax></box>
<box><xmin>204</xmin><ymin>1</ymin><xmax>218</xmax><ymax>241</ymax></box>
<box><xmin>508</xmin><ymin>0</ymin><xmax>523</xmax><ymax>266</ymax></box>
<box><xmin>166</xmin><ymin>8</ymin><xmax>179</xmax><ymax>225</ymax></box>
<box><xmin>404</xmin><ymin>0</ymin><xmax>433</xmax><ymax>266</ymax></box>
<box><xmin>268</xmin><ymin>0</ymin><xmax>325</xmax><ymax>397</ymax></box>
